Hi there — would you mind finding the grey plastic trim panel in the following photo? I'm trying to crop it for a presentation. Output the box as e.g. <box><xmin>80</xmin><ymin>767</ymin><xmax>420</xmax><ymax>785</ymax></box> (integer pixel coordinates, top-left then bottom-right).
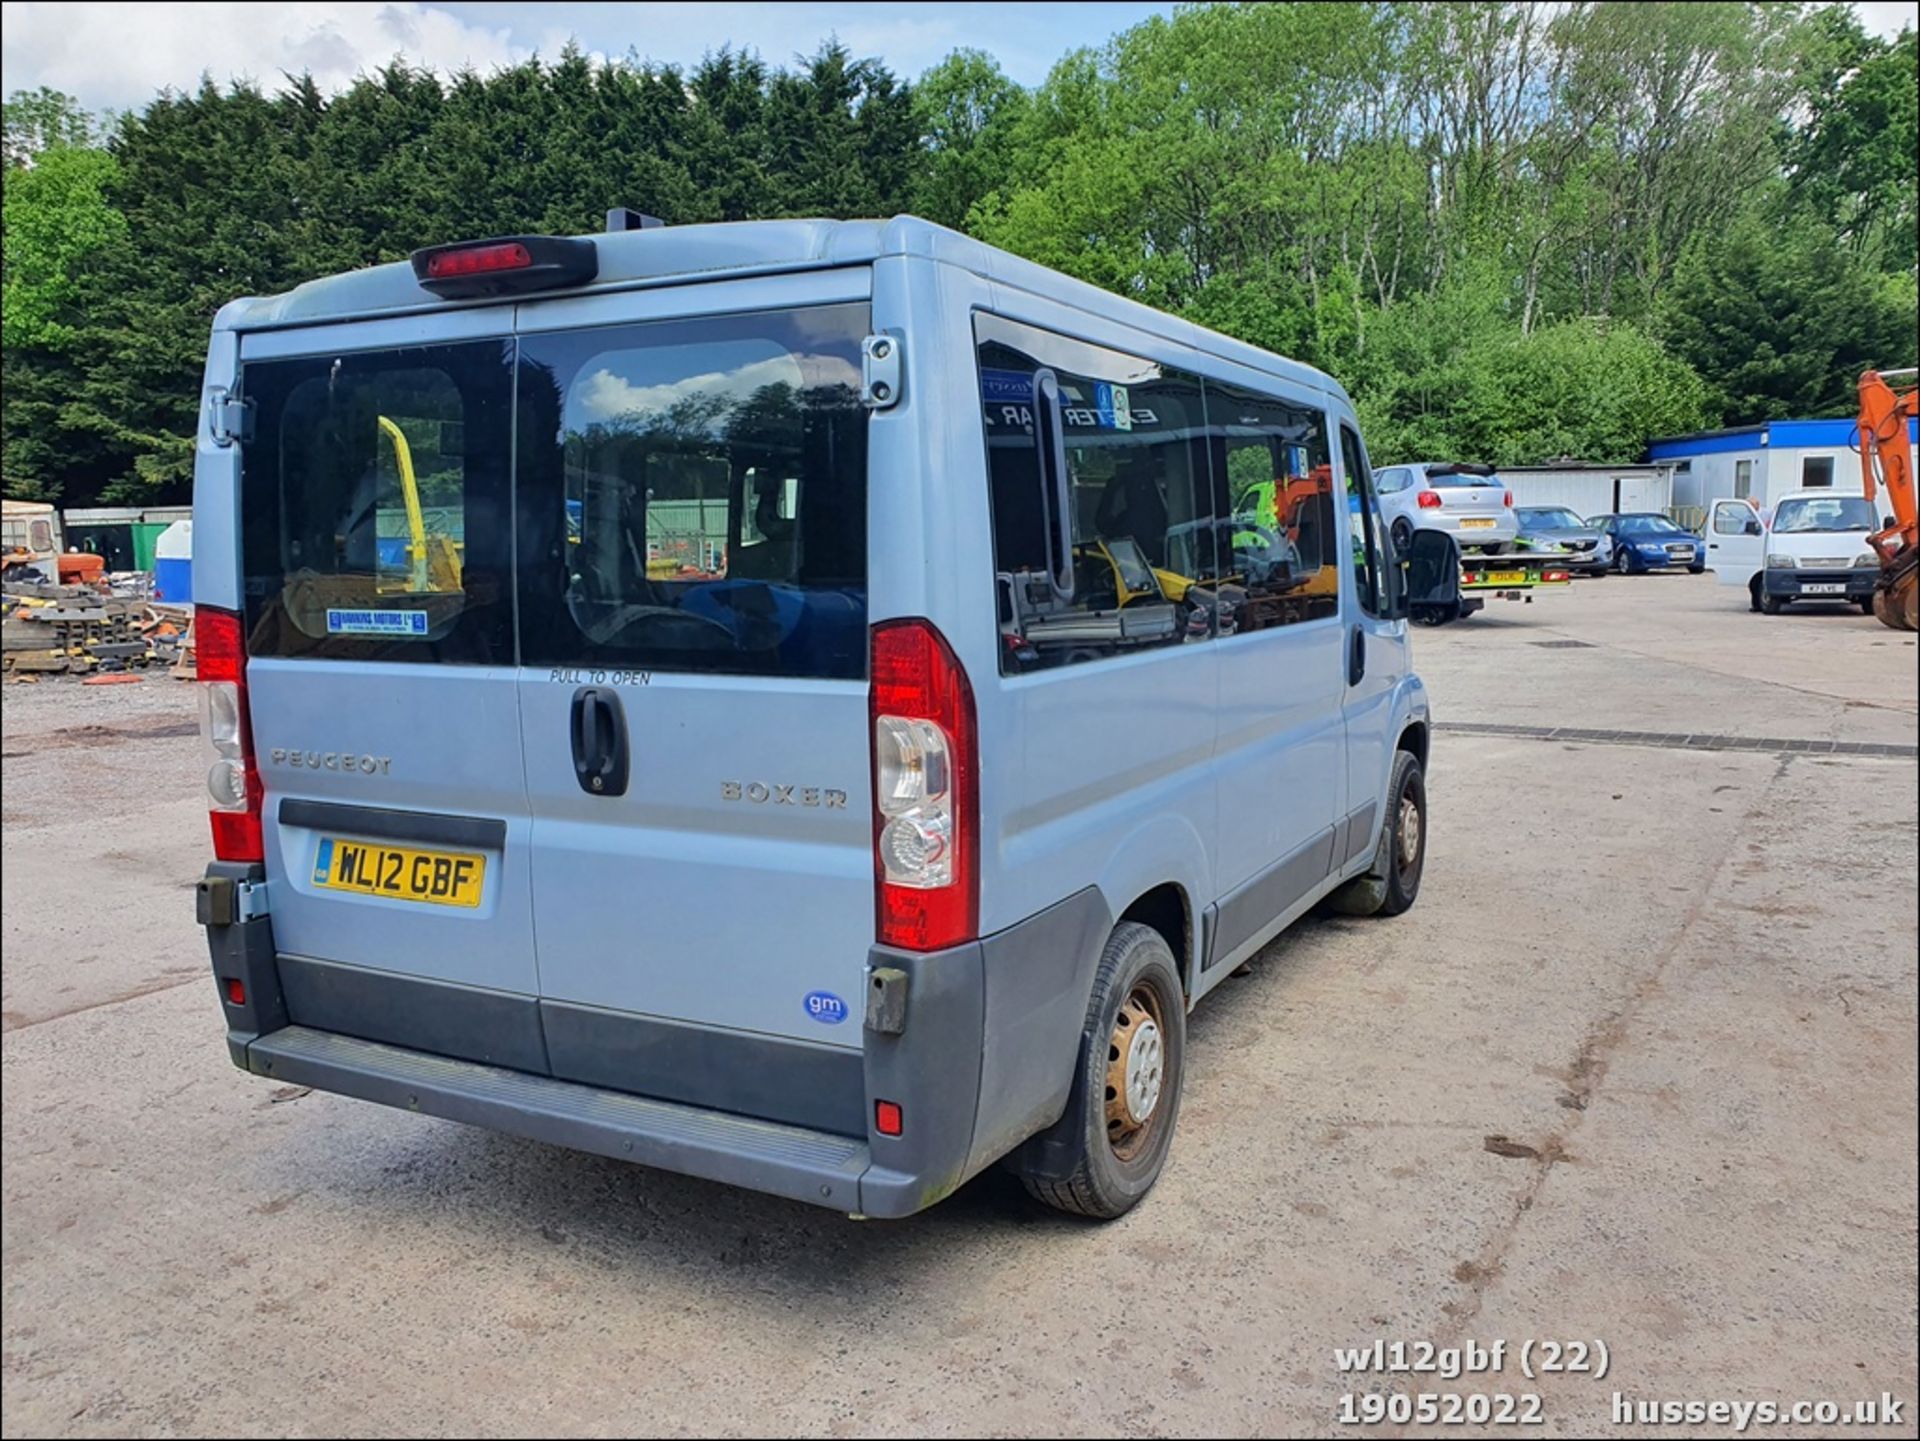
<box><xmin>247</xmin><ymin>1027</ymin><xmax>869</xmax><ymax>1212</ymax></box>
<box><xmin>542</xmin><ymin>1001</ymin><xmax>866</xmax><ymax>1139</ymax></box>
<box><xmin>967</xmin><ymin>886</ymin><xmax>1113</xmax><ymax>1175</ymax></box>
<box><xmin>278</xmin><ymin>798</ymin><xmax>507</xmax><ymax>851</ymax></box>
<box><xmin>278</xmin><ymin>954</ymin><xmax>549</xmax><ymax>1073</ymax></box>
<box><xmin>1212</xmin><ymin>825</ymin><xmax>1337</xmax><ymax>961</ymax></box>
<box><xmin>1340</xmin><ymin>801</ymin><xmax>1379</xmax><ymax>866</ymax></box>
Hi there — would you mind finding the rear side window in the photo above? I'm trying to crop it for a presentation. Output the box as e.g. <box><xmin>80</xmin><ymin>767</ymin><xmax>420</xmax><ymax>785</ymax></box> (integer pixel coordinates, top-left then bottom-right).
<box><xmin>239</xmin><ymin>340</ymin><xmax>515</xmax><ymax>662</ymax></box>
<box><xmin>515</xmin><ymin>303</ymin><xmax>870</xmax><ymax>679</ymax></box>
<box><xmin>976</xmin><ymin>313</ymin><xmax>1216</xmax><ymax>674</ymax></box>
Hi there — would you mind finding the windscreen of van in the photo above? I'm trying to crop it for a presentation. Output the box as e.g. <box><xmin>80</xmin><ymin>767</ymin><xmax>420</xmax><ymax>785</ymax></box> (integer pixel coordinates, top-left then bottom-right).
<box><xmin>1771</xmin><ymin>495</ymin><xmax>1875</xmax><ymax>533</ymax></box>
<box><xmin>515</xmin><ymin>304</ymin><xmax>870</xmax><ymax>679</ymax></box>
<box><xmin>239</xmin><ymin>340</ymin><xmax>516</xmax><ymax>661</ymax></box>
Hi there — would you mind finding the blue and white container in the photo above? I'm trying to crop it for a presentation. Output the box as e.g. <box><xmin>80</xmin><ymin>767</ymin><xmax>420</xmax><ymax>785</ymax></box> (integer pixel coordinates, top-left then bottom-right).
<box><xmin>153</xmin><ymin>518</ymin><xmax>193</xmax><ymax>603</ymax></box>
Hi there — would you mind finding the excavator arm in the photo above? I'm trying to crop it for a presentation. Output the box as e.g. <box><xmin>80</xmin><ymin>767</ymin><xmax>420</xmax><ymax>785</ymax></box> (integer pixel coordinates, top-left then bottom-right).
<box><xmin>1856</xmin><ymin>368</ymin><xmax>1918</xmax><ymax>632</ymax></box>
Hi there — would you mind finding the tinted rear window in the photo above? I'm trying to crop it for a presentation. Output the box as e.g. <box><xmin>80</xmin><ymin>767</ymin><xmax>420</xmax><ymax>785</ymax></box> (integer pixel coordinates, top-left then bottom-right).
<box><xmin>514</xmin><ymin>304</ymin><xmax>870</xmax><ymax>679</ymax></box>
<box><xmin>1427</xmin><ymin>471</ymin><xmax>1499</xmax><ymax>488</ymax></box>
<box><xmin>239</xmin><ymin>340</ymin><xmax>515</xmax><ymax>662</ymax></box>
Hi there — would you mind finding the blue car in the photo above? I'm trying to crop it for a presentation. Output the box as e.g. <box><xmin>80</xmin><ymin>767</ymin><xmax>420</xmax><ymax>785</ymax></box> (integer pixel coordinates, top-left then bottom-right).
<box><xmin>1588</xmin><ymin>513</ymin><xmax>1704</xmax><ymax>574</ymax></box>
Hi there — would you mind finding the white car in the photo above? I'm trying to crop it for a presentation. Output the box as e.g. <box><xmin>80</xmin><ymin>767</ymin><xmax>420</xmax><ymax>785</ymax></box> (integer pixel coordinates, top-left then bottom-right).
<box><xmin>1375</xmin><ymin>462</ymin><xmax>1518</xmax><ymax>555</ymax></box>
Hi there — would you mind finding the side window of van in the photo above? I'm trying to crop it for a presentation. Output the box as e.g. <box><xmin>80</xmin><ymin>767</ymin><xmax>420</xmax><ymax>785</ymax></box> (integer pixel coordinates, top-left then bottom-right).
<box><xmin>238</xmin><ymin>340</ymin><xmax>515</xmax><ymax>662</ymax></box>
<box><xmin>1340</xmin><ymin>425</ymin><xmax>1390</xmax><ymax>618</ymax></box>
<box><xmin>1205</xmin><ymin>381</ymin><xmax>1339</xmax><ymax>630</ymax></box>
<box><xmin>515</xmin><ymin>304</ymin><xmax>870</xmax><ymax>681</ymax></box>
<box><xmin>975</xmin><ymin>313</ymin><xmax>1215</xmax><ymax>675</ymax></box>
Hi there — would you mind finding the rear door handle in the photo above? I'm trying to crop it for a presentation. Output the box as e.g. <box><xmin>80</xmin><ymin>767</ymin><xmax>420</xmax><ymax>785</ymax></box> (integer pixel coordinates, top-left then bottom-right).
<box><xmin>570</xmin><ymin>687</ymin><xmax>629</xmax><ymax>797</ymax></box>
<box><xmin>1348</xmin><ymin>626</ymin><xmax>1366</xmax><ymax>686</ymax></box>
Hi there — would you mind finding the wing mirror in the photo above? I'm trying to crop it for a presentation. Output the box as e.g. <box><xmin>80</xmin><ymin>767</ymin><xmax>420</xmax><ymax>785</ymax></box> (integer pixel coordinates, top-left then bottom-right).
<box><xmin>1745</xmin><ymin>519</ymin><xmax>1762</xmax><ymax>536</ymax></box>
<box><xmin>1395</xmin><ymin>529</ymin><xmax>1462</xmax><ymax>623</ymax></box>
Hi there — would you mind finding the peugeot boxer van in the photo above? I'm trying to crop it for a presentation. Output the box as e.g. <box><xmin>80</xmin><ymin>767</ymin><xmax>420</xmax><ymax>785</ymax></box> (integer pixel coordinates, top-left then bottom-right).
<box><xmin>194</xmin><ymin>214</ymin><xmax>1433</xmax><ymax>1220</ymax></box>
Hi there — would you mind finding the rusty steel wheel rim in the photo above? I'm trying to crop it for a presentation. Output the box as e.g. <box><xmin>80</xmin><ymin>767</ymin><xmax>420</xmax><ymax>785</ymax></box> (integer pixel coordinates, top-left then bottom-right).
<box><xmin>1105</xmin><ymin>983</ymin><xmax>1167</xmax><ymax>1161</ymax></box>
<box><xmin>1398</xmin><ymin>793</ymin><xmax>1422</xmax><ymax>871</ymax></box>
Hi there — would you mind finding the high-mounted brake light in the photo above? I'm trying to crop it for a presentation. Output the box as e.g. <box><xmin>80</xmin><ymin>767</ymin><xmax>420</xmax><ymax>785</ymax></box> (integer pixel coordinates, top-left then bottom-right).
<box><xmin>196</xmin><ymin>605</ymin><xmax>262</xmax><ymax>863</ymax></box>
<box><xmin>409</xmin><ymin>234</ymin><xmax>598</xmax><ymax>299</ymax></box>
<box><xmin>871</xmin><ymin>620</ymin><xmax>978</xmax><ymax>952</ymax></box>
<box><xmin>424</xmin><ymin>242</ymin><xmax>532</xmax><ymax>279</ymax></box>
<box><xmin>1417</xmin><ymin>491</ymin><xmax>1443</xmax><ymax>509</ymax></box>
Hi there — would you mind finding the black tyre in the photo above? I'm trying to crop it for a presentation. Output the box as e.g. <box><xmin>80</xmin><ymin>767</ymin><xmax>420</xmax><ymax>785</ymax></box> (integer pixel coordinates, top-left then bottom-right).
<box><xmin>1613</xmin><ymin>547</ymin><xmax>1633</xmax><ymax>575</ymax></box>
<box><xmin>1688</xmin><ymin>563</ymin><xmax>1705</xmax><ymax>575</ymax></box>
<box><xmin>1748</xmin><ymin>575</ymin><xmax>1763</xmax><ymax>613</ymax></box>
<box><xmin>1323</xmin><ymin>750</ymin><xmax>1427</xmax><ymax>918</ymax></box>
<box><xmin>1021</xmin><ymin>922</ymin><xmax>1185</xmax><ymax>1220</ymax></box>
<box><xmin>1390</xmin><ymin>517</ymin><xmax>1413</xmax><ymax>557</ymax></box>
<box><xmin>1761</xmin><ymin>593</ymin><xmax>1786</xmax><ymax>615</ymax></box>
<box><xmin>1857</xmin><ymin>596</ymin><xmax>1875</xmax><ymax>615</ymax></box>
<box><xmin>1481</xmin><ymin>541</ymin><xmax>1508</xmax><ymax>556</ymax></box>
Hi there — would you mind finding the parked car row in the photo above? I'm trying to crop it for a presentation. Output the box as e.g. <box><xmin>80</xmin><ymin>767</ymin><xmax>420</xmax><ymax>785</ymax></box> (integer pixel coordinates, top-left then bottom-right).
<box><xmin>1379</xmin><ymin>464</ymin><xmax>1877</xmax><ymax>620</ymax></box>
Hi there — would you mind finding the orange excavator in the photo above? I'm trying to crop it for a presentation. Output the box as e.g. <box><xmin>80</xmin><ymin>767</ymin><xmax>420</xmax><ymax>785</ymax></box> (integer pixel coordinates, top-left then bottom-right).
<box><xmin>1856</xmin><ymin>367</ymin><xmax>1918</xmax><ymax>631</ymax></box>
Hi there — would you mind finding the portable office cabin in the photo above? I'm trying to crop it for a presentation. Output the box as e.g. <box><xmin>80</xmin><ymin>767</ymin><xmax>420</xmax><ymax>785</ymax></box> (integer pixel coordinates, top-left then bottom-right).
<box><xmin>1649</xmin><ymin>418</ymin><xmax>1920</xmax><ymax>519</ymax></box>
<box><xmin>61</xmin><ymin>505</ymin><xmax>193</xmax><ymax>572</ymax></box>
<box><xmin>1500</xmin><ymin>463</ymin><xmax>1675</xmax><ymax>522</ymax></box>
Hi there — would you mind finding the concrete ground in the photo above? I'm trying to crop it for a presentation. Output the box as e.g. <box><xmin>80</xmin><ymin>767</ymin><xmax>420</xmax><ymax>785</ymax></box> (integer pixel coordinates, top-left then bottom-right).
<box><xmin>3</xmin><ymin>573</ymin><xmax>1914</xmax><ymax>1438</ymax></box>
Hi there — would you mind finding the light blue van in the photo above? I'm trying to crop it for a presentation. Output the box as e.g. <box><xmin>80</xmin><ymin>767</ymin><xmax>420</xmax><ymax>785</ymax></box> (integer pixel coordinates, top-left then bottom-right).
<box><xmin>193</xmin><ymin>215</ymin><xmax>1433</xmax><ymax>1220</ymax></box>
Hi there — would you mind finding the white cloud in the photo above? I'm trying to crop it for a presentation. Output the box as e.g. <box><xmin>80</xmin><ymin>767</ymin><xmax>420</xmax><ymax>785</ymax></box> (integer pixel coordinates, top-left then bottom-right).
<box><xmin>576</xmin><ymin>352</ymin><xmax>830</xmax><ymax>425</ymax></box>
<box><xmin>0</xmin><ymin>2</ymin><xmax>583</xmax><ymax>113</ymax></box>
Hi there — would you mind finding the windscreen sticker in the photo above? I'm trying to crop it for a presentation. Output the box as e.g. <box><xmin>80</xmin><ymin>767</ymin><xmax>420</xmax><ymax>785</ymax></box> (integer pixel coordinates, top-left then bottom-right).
<box><xmin>326</xmin><ymin>608</ymin><xmax>429</xmax><ymax>637</ymax></box>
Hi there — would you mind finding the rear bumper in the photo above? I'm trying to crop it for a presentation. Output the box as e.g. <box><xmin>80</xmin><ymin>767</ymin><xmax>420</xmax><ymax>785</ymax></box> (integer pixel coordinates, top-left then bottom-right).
<box><xmin>249</xmin><ymin>1026</ymin><xmax>875</xmax><ymax>1211</ymax></box>
<box><xmin>1763</xmin><ymin>569</ymin><xmax>1875</xmax><ymax>600</ymax></box>
<box><xmin>201</xmin><ymin>871</ymin><xmax>1111</xmax><ymax>1218</ymax></box>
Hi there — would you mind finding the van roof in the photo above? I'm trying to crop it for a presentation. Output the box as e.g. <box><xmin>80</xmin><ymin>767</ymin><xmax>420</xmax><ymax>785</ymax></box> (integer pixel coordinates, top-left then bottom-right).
<box><xmin>214</xmin><ymin>215</ymin><xmax>1347</xmax><ymax>406</ymax></box>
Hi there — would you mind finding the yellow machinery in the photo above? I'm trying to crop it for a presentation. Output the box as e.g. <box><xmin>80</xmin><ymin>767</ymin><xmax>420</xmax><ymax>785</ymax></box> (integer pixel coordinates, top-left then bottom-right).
<box><xmin>376</xmin><ymin>416</ymin><xmax>462</xmax><ymax>594</ymax></box>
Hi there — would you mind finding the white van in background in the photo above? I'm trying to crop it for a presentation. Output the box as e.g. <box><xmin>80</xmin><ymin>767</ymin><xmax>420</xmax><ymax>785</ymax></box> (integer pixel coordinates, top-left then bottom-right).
<box><xmin>1704</xmin><ymin>491</ymin><xmax>1881</xmax><ymax>615</ymax></box>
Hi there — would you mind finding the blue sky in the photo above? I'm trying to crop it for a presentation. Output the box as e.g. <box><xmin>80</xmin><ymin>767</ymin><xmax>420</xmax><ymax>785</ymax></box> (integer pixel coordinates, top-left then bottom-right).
<box><xmin>1</xmin><ymin>2</ymin><xmax>1178</xmax><ymax>116</ymax></box>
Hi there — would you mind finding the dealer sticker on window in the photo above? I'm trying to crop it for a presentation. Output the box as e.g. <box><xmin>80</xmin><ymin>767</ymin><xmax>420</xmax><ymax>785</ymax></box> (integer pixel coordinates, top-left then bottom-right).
<box><xmin>326</xmin><ymin>608</ymin><xmax>429</xmax><ymax>637</ymax></box>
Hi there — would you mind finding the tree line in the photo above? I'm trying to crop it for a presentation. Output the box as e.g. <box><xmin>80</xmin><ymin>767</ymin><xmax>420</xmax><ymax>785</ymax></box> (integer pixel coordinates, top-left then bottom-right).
<box><xmin>3</xmin><ymin>1</ymin><xmax>1914</xmax><ymax>507</ymax></box>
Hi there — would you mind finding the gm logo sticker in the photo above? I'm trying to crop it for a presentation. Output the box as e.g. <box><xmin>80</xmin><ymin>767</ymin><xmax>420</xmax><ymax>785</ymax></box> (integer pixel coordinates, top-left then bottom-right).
<box><xmin>804</xmin><ymin>990</ymin><xmax>849</xmax><ymax>1025</ymax></box>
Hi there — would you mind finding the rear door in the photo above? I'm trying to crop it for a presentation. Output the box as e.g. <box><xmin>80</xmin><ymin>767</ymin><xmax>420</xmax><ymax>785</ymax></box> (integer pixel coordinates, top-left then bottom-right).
<box><xmin>236</xmin><ymin>314</ymin><xmax>538</xmax><ymax>995</ymax></box>
<box><xmin>511</xmin><ymin>275</ymin><xmax>878</xmax><ymax>1052</ymax></box>
<box><xmin>1706</xmin><ymin>498</ymin><xmax>1764</xmax><ymax>588</ymax></box>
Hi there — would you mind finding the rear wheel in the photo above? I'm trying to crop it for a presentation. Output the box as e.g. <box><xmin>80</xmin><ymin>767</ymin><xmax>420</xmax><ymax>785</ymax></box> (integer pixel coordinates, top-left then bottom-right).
<box><xmin>1390</xmin><ymin>517</ymin><xmax>1413</xmax><ymax>557</ymax></box>
<box><xmin>1020</xmin><ymin>923</ymin><xmax>1185</xmax><ymax>1220</ymax></box>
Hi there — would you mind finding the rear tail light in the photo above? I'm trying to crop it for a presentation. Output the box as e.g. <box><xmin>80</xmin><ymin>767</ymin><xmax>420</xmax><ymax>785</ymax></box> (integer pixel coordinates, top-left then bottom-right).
<box><xmin>871</xmin><ymin>620</ymin><xmax>977</xmax><ymax>952</ymax></box>
<box><xmin>196</xmin><ymin>606</ymin><xmax>263</xmax><ymax>862</ymax></box>
<box><xmin>1504</xmin><ymin>490</ymin><xmax>1514</xmax><ymax>507</ymax></box>
<box><xmin>1416</xmin><ymin>491</ymin><xmax>1442</xmax><ymax>509</ymax></box>
<box><xmin>874</xmin><ymin>1100</ymin><xmax>904</xmax><ymax>1137</ymax></box>
<box><xmin>225</xmin><ymin>977</ymin><xmax>246</xmax><ymax>1006</ymax></box>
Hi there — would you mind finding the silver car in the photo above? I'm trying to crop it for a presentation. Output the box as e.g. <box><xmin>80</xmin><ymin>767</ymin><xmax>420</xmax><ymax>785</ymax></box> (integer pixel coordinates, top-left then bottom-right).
<box><xmin>1375</xmin><ymin>461</ymin><xmax>1518</xmax><ymax>555</ymax></box>
<box><xmin>1513</xmin><ymin>505</ymin><xmax>1612</xmax><ymax>576</ymax></box>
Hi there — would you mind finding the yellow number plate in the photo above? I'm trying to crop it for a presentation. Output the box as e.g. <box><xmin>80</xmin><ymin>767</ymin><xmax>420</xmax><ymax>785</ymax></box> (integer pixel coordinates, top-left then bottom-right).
<box><xmin>1459</xmin><ymin>518</ymin><xmax>1496</xmax><ymax>528</ymax></box>
<box><xmin>313</xmin><ymin>837</ymin><xmax>485</xmax><ymax>908</ymax></box>
<box><xmin>1486</xmin><ymin>570</ymin><xmax>1528</xmax><ymax>585</ymax></box>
